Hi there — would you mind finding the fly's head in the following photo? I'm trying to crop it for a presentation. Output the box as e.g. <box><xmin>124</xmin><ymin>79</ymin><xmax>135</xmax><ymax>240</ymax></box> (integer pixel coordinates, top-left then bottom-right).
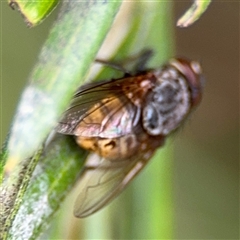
<box><xmin>143</xmin><ymin>58</ymin><xmax>203</xmax><ymax>136</ymax></box>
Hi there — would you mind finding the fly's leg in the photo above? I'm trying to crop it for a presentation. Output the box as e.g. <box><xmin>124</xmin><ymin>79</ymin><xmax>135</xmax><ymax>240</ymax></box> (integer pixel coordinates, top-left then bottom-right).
<box><xmin>95</xmin><ymin>59</ymin><xmax>130</xmax><ymax>75</ymax></box>
<box><xmin>130</xmin><ymin>49</ymin><xmax>154</xmax><ymax>73</ymax></box>
<box><xmin>95</xmin><ymin>49</ymin><xmax>154</xmax><ymax>75</ymax></box>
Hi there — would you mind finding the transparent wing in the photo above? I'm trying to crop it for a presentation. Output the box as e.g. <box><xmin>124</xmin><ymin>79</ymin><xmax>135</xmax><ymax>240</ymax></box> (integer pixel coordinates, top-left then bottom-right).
<box><xmin>73</xmin><ymin>134</ymin><xmax>164</xmax><ymax>218</ymax></box>
<box><xmin>74</xmin><ymin>153</ymin><xmax>149</xmax><ymax>217</ymax></box>
<box><xmin>56</xmin><ymin>78</ymin><xmax>142</xmax><ymax>138</ymax></box>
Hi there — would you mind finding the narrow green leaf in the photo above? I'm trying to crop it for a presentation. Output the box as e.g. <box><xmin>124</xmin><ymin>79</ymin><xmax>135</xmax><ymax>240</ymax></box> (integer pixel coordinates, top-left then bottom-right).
<box><xmin>1</xmin><ymin>149</ymin><xmax>42</xmax><ymax>240</ymax></box>
<box><xmin>8</xmin><ymin>0</ymin><xmax>59</xmax><ymax>27</ymax></box>
<box><xmin>177</xmin><ymin>0</ymin><xmax>211</xmax><ymax>27</ymax></box>
<box><xmin>3</xmin><ymin>135</ymin><xmax>87</xmax><ymax>240</ymax></box>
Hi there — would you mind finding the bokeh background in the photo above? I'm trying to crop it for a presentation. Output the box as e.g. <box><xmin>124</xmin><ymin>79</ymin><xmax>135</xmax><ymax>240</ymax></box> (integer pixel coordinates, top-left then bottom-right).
<box><xmin>174</xmin><ymin>2</ymin><xmax>238</xmax><ymax>238</ymax></box>
<box><xmin>1</xmin><ymin>1</ymin><xmax>239</xmax><ymax>239</ymax></box>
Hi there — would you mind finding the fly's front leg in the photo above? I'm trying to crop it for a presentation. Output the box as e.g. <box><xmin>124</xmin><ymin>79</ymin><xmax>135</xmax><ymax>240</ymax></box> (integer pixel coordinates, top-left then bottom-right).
<box><xmin>95</xmin><ymin>49</ymin><xmax>154</xmax><ymax>75</ymax></box>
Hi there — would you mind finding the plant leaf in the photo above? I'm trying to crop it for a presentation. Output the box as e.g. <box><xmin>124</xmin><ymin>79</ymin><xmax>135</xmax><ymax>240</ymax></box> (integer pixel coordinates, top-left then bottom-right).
<box><xmin>8</xmin><ymin>0</ymin><xmax>59</xmax><ymax>27</ymax></box>
<box><xmin>177</xmin><ymin>0</ymin><xmax>211</xmax><ymax>27</ymax></box>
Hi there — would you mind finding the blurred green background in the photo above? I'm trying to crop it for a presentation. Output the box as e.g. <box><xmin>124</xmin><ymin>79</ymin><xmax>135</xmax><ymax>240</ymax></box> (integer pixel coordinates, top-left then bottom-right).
<box><xmin>1</xmin><ymin>1</ymin><xmax>239</xmax><ymax>239</ymax></box>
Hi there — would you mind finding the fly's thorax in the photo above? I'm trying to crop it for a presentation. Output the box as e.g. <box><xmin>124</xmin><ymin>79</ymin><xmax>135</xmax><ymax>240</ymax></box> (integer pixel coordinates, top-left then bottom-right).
<box><xmin>142</xmin><ymin>66</ymin><xmax>191</xmax><ymax>136</ymax></box>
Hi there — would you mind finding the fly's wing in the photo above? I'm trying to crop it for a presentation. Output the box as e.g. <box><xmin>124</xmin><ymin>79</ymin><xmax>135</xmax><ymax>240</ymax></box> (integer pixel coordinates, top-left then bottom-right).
<box><xmin>56</xmin><ymin>78</ymin><xmax>141</xmax><ymax>138</ymax></box>
<box><xmin>73</xmin><ymin>153</ymin><xmax>149</xmax><ymax>218</ymax></box>
<box><xmin>73</xmin><ymin>134</ymin><xmax>164</xmax><ymax>218</ymax></box>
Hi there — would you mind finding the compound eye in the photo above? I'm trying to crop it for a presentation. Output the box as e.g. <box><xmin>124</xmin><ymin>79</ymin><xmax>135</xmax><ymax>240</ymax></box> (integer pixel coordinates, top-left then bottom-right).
<box><xmin>143</xmin><ymin>104</ymin><xmax>161</xmax><ymax>135</ymax></box>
